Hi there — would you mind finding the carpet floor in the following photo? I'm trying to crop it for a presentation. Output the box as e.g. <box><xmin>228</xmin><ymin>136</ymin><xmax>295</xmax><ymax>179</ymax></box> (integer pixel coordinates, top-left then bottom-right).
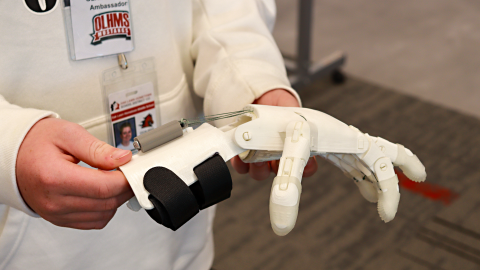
<box><xmin>212</xmin><ymin>76</ymin><xmax>480</xmax><ymax>270</ymax></box>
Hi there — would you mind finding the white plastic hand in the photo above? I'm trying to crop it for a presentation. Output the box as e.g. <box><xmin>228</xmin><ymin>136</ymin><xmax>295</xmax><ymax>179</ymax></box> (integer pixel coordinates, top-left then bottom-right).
<box><xmin>119</xmin><ymin>104</ymin><xmax>427</xmax><ymax>236</ymax></box>
<box><xmin>234</xmin><ymin>105</ymin><xmax>426</xmax><ymax>234</ymax></box>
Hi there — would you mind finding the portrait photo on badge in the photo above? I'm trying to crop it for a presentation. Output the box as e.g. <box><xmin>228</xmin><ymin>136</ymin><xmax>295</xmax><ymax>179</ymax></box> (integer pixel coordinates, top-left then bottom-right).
<box><xmin>114</xmin><ymin>118</ymin><xmax>137</xmax><ymax>151</ymax></box>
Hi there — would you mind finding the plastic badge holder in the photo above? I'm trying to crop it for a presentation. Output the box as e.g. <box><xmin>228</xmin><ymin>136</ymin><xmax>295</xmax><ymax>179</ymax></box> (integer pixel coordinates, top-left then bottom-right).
<box><xmin>102</xmin><ymin>58</ymin><xmax>160</xmax><ymax>150</ymax></box>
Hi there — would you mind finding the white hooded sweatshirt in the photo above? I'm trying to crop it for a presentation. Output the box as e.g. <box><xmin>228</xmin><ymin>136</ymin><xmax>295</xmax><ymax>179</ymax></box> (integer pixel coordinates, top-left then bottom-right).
<box><xmin>0</xmin><ymin>0</ymin><xmax>299</xmax><ymax>269</ymax></box>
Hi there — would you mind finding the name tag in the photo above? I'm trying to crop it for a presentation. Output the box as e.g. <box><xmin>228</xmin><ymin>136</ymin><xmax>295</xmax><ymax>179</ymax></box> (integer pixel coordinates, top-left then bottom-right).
<box><xmin>64</xmin><ymin>0</ymin><xmax>134</xmax><ymax>60</ymax></box>
<box><xmin>101</xmin><ymin>58</ymin><xmax>161</xmax><ymax>151</ymax></box>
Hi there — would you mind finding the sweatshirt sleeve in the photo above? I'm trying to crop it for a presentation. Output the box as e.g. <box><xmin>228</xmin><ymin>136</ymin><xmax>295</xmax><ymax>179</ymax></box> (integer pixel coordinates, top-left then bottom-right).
<box><xmin>191</xmin><ymin>0</ymin><xmax>301</xmax><ymax>126</ymax></box>
<box><xmin>0</xmin><ymin>95</ymin><xmax>58</xmax><ymax>217</ymax></box>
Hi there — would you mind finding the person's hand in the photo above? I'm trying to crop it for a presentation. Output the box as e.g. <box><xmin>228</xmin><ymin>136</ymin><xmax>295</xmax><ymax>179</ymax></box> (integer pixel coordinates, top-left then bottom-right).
<box><xmin>230</xmin><ymin>89</ymin><xmax>318</xmax><ymax>180</ymax></box>
<box><xmin>16</xmin><ymin>118</ymin><xmax>134</xmax><ymax>230</ymax></box>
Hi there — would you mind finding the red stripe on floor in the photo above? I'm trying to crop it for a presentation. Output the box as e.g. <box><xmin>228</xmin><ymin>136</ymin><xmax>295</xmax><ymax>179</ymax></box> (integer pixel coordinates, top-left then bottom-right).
<box><xmin>395</xmin><ymin>169</ymin><xmax>459</xmax><ymax>205</ymax></box>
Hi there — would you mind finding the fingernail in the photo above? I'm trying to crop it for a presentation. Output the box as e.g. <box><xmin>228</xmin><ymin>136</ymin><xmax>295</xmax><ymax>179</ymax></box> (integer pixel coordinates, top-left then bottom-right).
<box><xmin>254</xmin><ymin>162</ymin><xmax>266</xmax><ymax>167</ymax></box>
<box><xmin>111</xmin><ymin>149</ymin><xmax>131</xmax><ymax>160</ymax></box>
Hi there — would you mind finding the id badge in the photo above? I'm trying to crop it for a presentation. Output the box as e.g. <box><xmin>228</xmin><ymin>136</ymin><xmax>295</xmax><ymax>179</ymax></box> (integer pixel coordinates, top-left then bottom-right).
<box><xmin>63</xmin><ymin>0</ymin><xmax>134</xmax><ymax>60</ymax></box>
<box><xmin>102</xmin><ymin>58</ymin><xmax>160</xmax><ymax>151</ymax></box>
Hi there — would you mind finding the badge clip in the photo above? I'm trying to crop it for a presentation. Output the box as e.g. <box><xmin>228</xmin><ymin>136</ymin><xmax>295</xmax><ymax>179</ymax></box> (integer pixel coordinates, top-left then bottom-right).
<box><xmin>118</xmin><ymin>53</ymin><xmax>128</xmax><ymax>69</ymax></box>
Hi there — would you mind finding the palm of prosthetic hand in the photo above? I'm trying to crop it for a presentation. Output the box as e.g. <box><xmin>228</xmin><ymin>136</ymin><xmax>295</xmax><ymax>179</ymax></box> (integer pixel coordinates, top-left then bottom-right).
<box><xmin>231</xmin><ymin>89</ymin><xmax>317</xmax><ymax>180</ymax></box>
<box><xmin>16</xmin><ymin>118</ymin><xmax>134</xmax><ymax>230</ymax></box>
<box><xmin>120</xmin><ymin>105</ymin><xmax>426</xmax><ymax>236</ymax></box>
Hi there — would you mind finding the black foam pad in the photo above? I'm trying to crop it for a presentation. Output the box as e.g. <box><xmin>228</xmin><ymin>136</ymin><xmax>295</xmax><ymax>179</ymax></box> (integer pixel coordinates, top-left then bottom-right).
<box><xmin>191</xmin><ymin>153</ymin><xmax>232</xmax><ymax>209</ymax></box>
<box><xmin>143</xmin><ymin>167</ymin><xmax>199</xmax><ymax>231</ymax></box>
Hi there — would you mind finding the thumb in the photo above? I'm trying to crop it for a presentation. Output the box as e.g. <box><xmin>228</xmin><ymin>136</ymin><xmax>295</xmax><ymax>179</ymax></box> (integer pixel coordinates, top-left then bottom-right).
<box><xmin>58</xmin><ymin>122</ymin><xmax>132</xmax><ymax>170</ymax></box>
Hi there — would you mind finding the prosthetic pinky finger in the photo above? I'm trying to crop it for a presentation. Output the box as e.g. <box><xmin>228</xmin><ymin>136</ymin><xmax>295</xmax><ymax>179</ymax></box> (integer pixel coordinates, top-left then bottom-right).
<box><xmin>377</xmin><ymin>175</ymin><xmax>400</xmax><ymax>222</ymax></box>
<box><xmin>373</xmin><ymin>157</ymin><xmax>401</xmax><ymax>222</ymax></box>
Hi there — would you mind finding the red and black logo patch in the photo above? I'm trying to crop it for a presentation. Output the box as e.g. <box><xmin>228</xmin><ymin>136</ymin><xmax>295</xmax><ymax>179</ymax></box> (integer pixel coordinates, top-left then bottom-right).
<box><xmin>91</xmin><ymin>11</ymin><xmax>131</xmax><ymax>45</ymax></box>
<box><xmin>140</xmin><ymin>114</ymin><xmax>154</xmax><ymax>128</ymax></box>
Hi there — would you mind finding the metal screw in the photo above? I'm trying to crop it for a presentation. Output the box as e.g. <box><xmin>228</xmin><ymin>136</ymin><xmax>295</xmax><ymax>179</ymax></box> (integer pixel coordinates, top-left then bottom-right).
<box><xmin>380</xmin><ymin>163</ymin><xmax>387</xmax><ymax>171</ymax></box>
<box><xmin>133</xmin><ymin>140</ymin><xmax>141</xmax><ymax>151</ymax></box>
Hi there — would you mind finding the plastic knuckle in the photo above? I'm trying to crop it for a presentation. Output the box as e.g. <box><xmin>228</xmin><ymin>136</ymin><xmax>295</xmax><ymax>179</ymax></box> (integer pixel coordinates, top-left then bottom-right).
<box><xmin>374</xmin><ymin>157</ymin><xmax>394</xmax><ymax>172</ymax></box>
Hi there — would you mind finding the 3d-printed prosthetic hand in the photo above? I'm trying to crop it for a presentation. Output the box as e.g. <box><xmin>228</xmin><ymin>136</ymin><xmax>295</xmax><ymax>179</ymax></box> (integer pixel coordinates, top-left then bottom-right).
<box><xmin>119</xmin><ymin>105</ymin><xmax>426</xmax><ymax>236</ymax></box>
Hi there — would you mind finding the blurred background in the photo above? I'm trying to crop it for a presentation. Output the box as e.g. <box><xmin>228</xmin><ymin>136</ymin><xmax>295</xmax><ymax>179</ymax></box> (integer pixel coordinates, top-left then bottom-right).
<box><xmin>213</xmin><ymin>1</ymin><xmax>480</xmax><ymax>269</ymax></box>
<box><xmin>274</xmin><ymin>0</ymin><xmax>480</xmax><ymax>118</ymax></box>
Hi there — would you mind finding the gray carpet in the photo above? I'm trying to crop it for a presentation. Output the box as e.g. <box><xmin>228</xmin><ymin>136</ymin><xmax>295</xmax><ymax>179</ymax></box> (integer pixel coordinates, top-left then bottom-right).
<box><xmin>212</xmin><ymin>76</ymin><xmax>480</xmax><ymax>270</ymax></box>
<box><xmin>392</xmin><ymin>184</ymin><xmax>480</xmax><ymax>270</ymax></box>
